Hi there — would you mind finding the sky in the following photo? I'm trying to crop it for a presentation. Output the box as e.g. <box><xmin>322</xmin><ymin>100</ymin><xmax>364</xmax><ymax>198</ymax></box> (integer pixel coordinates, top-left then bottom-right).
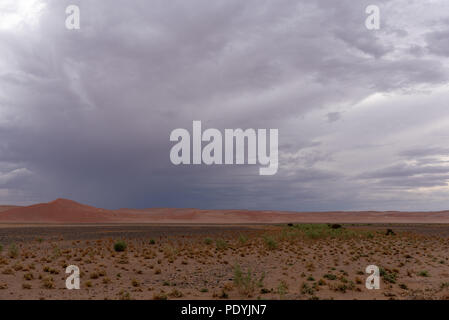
<box><xmin>1</xmin><ymin>0</ymin><xmax>449</xmax><ymax>211</ymax></box>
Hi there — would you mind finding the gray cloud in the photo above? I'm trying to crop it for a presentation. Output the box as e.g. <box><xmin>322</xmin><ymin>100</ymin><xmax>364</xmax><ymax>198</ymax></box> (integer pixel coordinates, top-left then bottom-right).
<box><xmin>1</xmin><ymin>0</ymin><xmax>449</xmax><ymax>210</ymax></box>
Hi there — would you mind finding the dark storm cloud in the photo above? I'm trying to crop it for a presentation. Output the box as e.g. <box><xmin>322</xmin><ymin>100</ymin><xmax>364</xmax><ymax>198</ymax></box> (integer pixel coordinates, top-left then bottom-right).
<box><xmin>426</xmin><ymin>18</ymin><xmax>449</xmax><ymax>57</ymax></box>
<box><xmin>326</xmin><ymin>112</ymin><xmax>341</xmax><ymax>123</ymax></box>
<box><xmin>358</xmin><ymin>163</ymin><xmax>449</xmax><ymax>179</ymax></box>
<box><xmin>400</xmin><ymin>147</ymin><xmax>449</xmax><ymax>158</ymax></box>
<box><xmin>1</xmin><ymin>0</ymin><xmax>449</xmax><ymax>210</ymax></box>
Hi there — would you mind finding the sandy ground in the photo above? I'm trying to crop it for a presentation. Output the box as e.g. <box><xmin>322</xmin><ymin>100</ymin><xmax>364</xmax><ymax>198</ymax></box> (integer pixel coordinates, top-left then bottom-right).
<box><xmin>0</xmin><ymin>223</ymin><xmax>449</xmax><ymax>300</ymax></box>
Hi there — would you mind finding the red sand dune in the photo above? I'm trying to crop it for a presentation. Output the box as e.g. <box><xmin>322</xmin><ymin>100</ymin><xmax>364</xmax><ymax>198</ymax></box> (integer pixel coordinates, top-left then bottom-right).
<box><xmin>0</xmin><ymin>198</ymin><xmax>449</xmax><ymax>224</ymax></box>
<box><xmin>0</xmin><ymin>205</ymin><xmax>20</xmax><ymax>213</ymax></box>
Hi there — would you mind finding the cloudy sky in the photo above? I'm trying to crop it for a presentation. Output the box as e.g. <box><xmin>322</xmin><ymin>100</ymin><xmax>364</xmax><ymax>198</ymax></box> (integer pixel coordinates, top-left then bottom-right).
<box><xmin>1</xmin><ymin>0</ymin><xmax>449</xmax><ymax>211</ymax></box>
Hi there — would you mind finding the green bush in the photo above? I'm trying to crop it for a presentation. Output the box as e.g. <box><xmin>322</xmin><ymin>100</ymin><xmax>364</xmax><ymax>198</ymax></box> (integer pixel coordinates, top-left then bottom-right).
<box><xmin>233</xmin><ymin>264</ymin><xmax>264</xmax><ymax>297</ymax></box>
<box><xmin>215</xmin><ymin>239</ymin><xmax>228</xmax><ymax>250</ymax></box>
<box><xmin>379</xmin><ymin>267</ymin><xmax>397</xmax><ymax>283</ymax></box>
<box><xmin>418</xmin><ymin>270</ymin><xmax>429</xmax><ymax>277</ymax></box>
<box><xmin>8</xmin><ymin>243</ymin><xmax>19</xmax><ymax>258</ymax></box>
<box><xmin>263</xmin><ymin>235</ymin><xmax>278</xmax><ymax>250</ymax></box>
<box><xmin>114</xmin><ymin>241</ymin><xmax>127</xmax><ymax>252</ymax></box>
<box><xmin>149</xmin><ymin>239</ymin><xmax>156</xmax><ymax>245</ymax></box>
<box><xmin>324</xmin><ymin>273</ymin><xmax>337</xmax><ymax>280</ymax></box>
<box><xmin>285</xmin><ymin>224</ymin><xmax>365</xmax><ymax>240</ymax></box>
<box><xmin>238</xmin><ymin>234</ymin><xmax>248</xmax><ymax>245</ymax></box>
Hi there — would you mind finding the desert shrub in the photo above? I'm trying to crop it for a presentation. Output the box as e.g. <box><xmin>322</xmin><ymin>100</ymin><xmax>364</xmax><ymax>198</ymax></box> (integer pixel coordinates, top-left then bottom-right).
<box><xmin>324</xmin><ymin>274</ymin><xmax>337</xmax><ymax>280</ymax></box>
<box><xmin>152</xmin><ymin>292</ymin><xmax>168</xmax><ymax>300</ymax></box>
<box><xmin>301</xmin><ymin>282</ymin><xmax>314</xmax><ymax>295</ymax></box>
<box><xmin>238</xmin><ymin>234</ymin><xmax>248</xmax><ymax>245</ymax></box>
<box><xmin>288</xmin><ymin>224</ymin><xmax>365</xmax><ymax>240</ymax></box>
<box><xmin>52</xmin><ymin>246</ymin><xmax>61</xmax><ymax>258</ymax></box>
<box><xmin>22</xmin><ymin>283</ymin><xmax>32</xmax><ymax>289</ymax></box>
<box><xmin>204</xmin><ymin>238</ymin><xmax>213</xmax><ymax>245</ymax></box>
<box><xmin>23</xmin><ymin>273</ymin><xmax>34</xmax><ymax>281</ymax></box>
<box><xmin>2</xmin><ymin>268</ymin><xmax>14</xmax><ymax>275</ymax></box>
<box><xmin>42</xmin><ymin>277</ymin><xmax>54</xmax><ymax>289</ymax></box>
<box><xmin>263</xmin><ymin>235</ymin><xmax>278</xmax><ymax>250</ymax></box>
<box><xmin>233</xmin><ymin>264</ymin><xmax>264</xmax><ymax>297</ymax></box>
<box><xmin>334</xmin><ymin>283</ymin><xmax>348</xmax><ymax>293</ymax></box>
<box><xmin>379</xmin><ymin>267</ymin><xmax>397</xmax><ymax>283</ymax></box>
<box><xmin>399</xmin><ymin>283</ymin><xmax>408</xmax><ymax>290</ymax></box>
<box><xmin>168</xmin><ymin>289</ymin><xmax>183</xmax><ymax>298</ymax></box>
<box><xmin>418</xmin><ymin>270</ymin><xmax>429</xmax><ymax>277</ymax></box>
<box><xmin>293</xmin><ymin>224</ymin><xmax>334</xmax><ymax>239</ymax></box>
<box><xmin>0</xmin><ymin>244</ymin><xmax>3</xmax><ymax>252</ymax></box>
<box><xmin>114</xmin><ymin>241</ymin><xmax>127</xmax><ymax>252</ymax></box>
<box><xmin>119</xmin><ymin>290</ymin><xmax>131</xmax><ymax>300</ymax></box>
<box><xmin>149</xmin><ymin>239</ymin><xmax>156</xmax><ymax>245</ymax></box>
<box><xmin>8</xmin><ymin>243</ymin><xmax>19</xmax><ymax>258</ymax></box>
<box><xmin>131</xmin><ymin>279</ymin><xmax>140</xmax><ymax>287</ymax></box>
<box><xmin>215</xmin><ymin>239</ymin><xmax>228</xmax><ymax>250</ymax></box>
<box><xmin>218</xmin><ymin>289</ymin><xmax>229</xmax><ymax>299</ymax></box>
<box><xmin>163</xmin><ymin>245</ymin><xmax>178</xmax><ymax>261</ymax></box>
<box><xmin>277</xmin><ymin>281</ymin><xmax>288</xmax><ymax>298</ymax></box>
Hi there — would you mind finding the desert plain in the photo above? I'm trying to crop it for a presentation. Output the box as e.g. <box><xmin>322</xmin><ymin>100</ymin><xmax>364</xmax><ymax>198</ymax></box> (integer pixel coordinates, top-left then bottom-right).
<box><xmin>0</xmin><ymin>199</ymin><xmax>449</xmax><ymax>300</ymax></box>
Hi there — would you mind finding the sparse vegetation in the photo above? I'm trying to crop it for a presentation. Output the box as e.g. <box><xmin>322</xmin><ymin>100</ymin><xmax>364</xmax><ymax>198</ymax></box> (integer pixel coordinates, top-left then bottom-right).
<box><xmin>114</xmin><ymin>241</ymin><xmax>127</xmax><ymax>252</ymax></box>
<box><xmin>324</xmin><ymin>274</ymin><xmax>337</xmax><ymax>280</ymax></box>
<box><xmin>277</xmin><ymin>281</ymin><xmax>288</xmax><ymax>298</ymax></box>
<box><xmin>153</xmin><ymin>292</ymin><xmax>168</xmax><ymax>300</ymax></box>
<box><xmin>262</xmin><ymin>235</ymin><xmax>278</xmax><ymax>250</ymax></box>
<box><xmin>233</xmin><ymin>264</ymin><xmax>264</xmax><ymax>297</ymax></box>
<box><xmin>8</xmin><ymin>243</ymin><xmax>19</xmax><ymax>258</ymax></box>
<box><xmin>238</xmin><ymin>234</ymin><xmax>248</xmax><ymax>245</ymax></box>
<box><xmin>418</xmin><ymin>270</ymin><xmax>430</xmax><ymax>277</ymax></box>
<box><xmin>379</xmin><ymin>267</ymin><xmax>397</xmax><ymax>284</ymax></box>
<box><xmin>215</xmin><ymin>239</ymin><xmax>228</xmax><ymax>251</ymax></box>
<box><xmin>0</xmin><ymin>223</ymin><xmax>448</xmax><ymax>300</ymax></box>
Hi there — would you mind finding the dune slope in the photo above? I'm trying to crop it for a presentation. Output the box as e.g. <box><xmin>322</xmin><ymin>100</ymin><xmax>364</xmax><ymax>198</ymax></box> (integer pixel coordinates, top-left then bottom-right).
<box><xmin>1</xmin><ymin>199</ymin><xmax>449</xmax><ymax>223</ymax></box>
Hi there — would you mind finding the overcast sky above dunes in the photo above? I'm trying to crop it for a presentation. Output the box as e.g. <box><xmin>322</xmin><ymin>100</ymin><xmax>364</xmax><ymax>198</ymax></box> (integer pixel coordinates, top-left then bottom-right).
<box><xmin>1</xmin><ymin>0</ymin><xmax>449</xmax><ymax>211</ymax></box>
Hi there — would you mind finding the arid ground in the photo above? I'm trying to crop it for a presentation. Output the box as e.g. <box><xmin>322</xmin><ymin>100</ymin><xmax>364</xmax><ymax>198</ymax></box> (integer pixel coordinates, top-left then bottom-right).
<box><xmin>1</xmin><ymin>223</ymin><xmax>449</xmax><ymax>300</ymax></box>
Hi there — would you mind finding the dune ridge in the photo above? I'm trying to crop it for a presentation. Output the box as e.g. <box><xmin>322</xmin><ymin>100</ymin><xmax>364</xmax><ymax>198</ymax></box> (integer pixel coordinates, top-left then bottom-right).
<box><xmin>0</xmin><ymin>198</ymin><xmax>449</xmax><ymax>224</ymax></box>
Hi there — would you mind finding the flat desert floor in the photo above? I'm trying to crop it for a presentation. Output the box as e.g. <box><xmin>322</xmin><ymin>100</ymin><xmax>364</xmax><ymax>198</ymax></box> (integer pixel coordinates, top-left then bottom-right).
<box><xmin>0</xmin><ymin>223</ymin><xmax>449</xmax><ymax>300</ymax></box>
